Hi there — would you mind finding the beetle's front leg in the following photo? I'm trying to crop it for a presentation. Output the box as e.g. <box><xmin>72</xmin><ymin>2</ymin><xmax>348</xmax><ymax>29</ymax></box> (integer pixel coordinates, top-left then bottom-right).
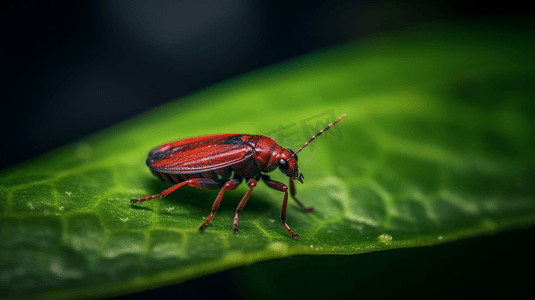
<box><xmin>289</xmin><ymin>178</ymin><xmax>315</xmax><ymax>212</ymax></box>
<box><xmin>261</xmin><ymin>175</ymin><xmax>300</xmax><ymax>239</ymax></box>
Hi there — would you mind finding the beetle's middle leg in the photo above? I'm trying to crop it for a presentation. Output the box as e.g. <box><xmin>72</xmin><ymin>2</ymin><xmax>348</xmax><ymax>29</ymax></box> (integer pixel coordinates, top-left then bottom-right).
<box><xmin>233</xmin><ymin>178</ymin><xmax>258</xmax><ymax>234</ymax></box>
<box><xmin>199</xmin><ymin>176</ymin><xmax>243</xmax><ymax>232</ymax></box>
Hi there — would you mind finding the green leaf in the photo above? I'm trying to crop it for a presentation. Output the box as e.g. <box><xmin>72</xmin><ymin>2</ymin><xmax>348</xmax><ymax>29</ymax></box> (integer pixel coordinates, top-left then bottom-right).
<box><xmin>1</xmin><ymin>23</ymin><xmax>534</xmax><ymax>299</ymax></box>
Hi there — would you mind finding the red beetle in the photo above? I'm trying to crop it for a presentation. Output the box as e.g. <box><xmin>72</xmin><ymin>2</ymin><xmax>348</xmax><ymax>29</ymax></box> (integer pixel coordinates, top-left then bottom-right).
<box><xmin>131</xmin><ymin>114</ymin><xmax>346</xmax><ymax>239</ymax></box>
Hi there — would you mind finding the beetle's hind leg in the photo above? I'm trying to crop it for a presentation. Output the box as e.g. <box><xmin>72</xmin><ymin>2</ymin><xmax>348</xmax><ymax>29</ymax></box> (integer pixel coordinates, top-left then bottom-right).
<box><xmin>130</xmin><ymin>177</ymin><xmax>228</xmax><ymax>204</ymax></box>
<box><xmin>199</xmin><ymin>176</ymin><xmax>243</xmax><ymax>232</ymax></box>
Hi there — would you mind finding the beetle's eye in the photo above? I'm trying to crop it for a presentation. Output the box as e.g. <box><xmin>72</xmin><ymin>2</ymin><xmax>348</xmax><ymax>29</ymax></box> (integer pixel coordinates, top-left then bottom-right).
<box><xmin>294</xmin><ymin>154</ymin><xmax>298</xmax><ymax>162</ymax></box>
<box><xmin>279</xmin><ymin>158</ymin><xmax>289</xmax><ymax>170</ymax></box>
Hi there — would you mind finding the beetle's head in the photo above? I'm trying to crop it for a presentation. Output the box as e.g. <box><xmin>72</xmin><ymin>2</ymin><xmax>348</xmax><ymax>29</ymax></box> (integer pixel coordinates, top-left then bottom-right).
<box><xmin>278</xmin><ymin>148</ymin><xmax>304</xmax><ymax>183</ymax></box>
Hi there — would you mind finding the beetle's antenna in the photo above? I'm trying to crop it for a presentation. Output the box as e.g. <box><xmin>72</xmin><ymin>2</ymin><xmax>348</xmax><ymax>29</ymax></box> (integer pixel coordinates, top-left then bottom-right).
<box><xmin>294</xmin><ymin>114</ymin><xmax>346</xmax><ymax>155</ymax></box>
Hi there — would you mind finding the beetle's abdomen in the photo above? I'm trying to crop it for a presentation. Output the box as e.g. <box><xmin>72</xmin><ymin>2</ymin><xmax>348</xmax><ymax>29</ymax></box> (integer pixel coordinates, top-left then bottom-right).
<box><xmin>151</xmin><ymin>167</ymin><xmax>233</xmax><ymax>183</ymax></box>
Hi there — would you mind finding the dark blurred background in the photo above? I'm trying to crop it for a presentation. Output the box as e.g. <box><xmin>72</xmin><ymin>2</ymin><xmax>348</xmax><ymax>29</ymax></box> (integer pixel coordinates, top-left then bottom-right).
<box><xmin>1</xmin><ymin>1</ymin><xmax>533</xmax><ymax>299</ymax></box>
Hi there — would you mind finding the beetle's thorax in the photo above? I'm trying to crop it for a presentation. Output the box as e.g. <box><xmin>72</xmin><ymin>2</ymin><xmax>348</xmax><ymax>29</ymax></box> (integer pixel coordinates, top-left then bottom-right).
<box><xmin>252</xmin><ymin>135</ymin><xmax>284</xmax><ymax>173</ymax></box>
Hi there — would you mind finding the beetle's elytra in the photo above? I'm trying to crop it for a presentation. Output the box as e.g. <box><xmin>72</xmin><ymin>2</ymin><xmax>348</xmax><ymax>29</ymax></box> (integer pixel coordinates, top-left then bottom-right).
<box><xmin>131</xmin><ymin>114</ymin><xmax>346</xmax><ymax>239</ymax></box>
